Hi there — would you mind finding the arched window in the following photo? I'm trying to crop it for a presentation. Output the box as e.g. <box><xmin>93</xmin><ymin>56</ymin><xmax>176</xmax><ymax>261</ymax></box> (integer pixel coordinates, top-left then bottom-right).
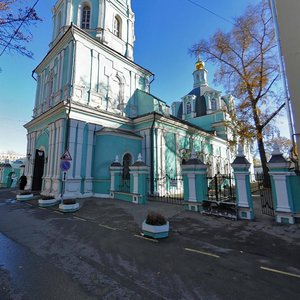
<box><xmin>114</xmin><ymin>16</ymin><xmax>121</xmax><ymax>38</ymax></box>
<box><xmin>186</xmin><ymin>102</ymin><xmax>191</xmax><ymax>114</ymax></box>
<box><xmin>211</xmin><ymin>98</ymin><xmax>217</xmax><ymax>111</ymax></box>
<box><xmin>81</xmin><ymin>5</ymin><xmax>91</xmax><ymax>29</ymax></box>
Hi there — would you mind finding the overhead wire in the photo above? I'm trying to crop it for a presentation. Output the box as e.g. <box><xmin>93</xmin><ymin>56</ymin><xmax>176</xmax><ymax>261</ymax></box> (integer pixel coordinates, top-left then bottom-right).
<box><xmin>186</xmin><ymin>0</ymin><xmax>234</xmax><ymax>25</ymax></box>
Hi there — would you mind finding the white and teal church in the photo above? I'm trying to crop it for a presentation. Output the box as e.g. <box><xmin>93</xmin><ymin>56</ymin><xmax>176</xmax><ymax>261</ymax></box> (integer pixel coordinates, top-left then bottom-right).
<box><xmin>24</xmin><ymin>0</ymin><xmax>252</xmax><ymax>199</ymax></box>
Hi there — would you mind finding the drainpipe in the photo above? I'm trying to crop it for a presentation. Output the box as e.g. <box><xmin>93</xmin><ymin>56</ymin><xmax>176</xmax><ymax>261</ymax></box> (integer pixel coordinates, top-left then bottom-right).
<box><xmin>65</xmin><ymin>26</ymin><xmax>76</xmax><ymax>151</ymax></box>
<box><xmin>150</xmin><ymin>112</ymin><xmax>156</xmax><ymax>194</ymax></box>
<box><xmin>269</xmin><ymin>0</ymin><xmax>296</xmax><ymax>156</ymax></box>
<box><xmin>31</xmin><ymin>71</ymin><xmax>37</xmax><ymax>81</ymax></box>
<box><xmin>149</xmin><ymin>74</ymin><xmax>155</xmax><ymax>93</ymax></box>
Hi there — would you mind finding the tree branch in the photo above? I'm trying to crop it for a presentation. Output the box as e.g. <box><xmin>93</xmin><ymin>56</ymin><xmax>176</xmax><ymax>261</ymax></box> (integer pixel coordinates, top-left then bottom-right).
<box><xmin>261</xmin><ymin>102</ymin><xmax>285</xmax><ymax>129</ymax></box>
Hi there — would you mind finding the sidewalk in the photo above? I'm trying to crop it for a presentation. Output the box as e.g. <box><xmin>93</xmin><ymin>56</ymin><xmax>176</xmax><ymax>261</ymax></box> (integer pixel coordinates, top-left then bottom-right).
<box><xmin>1</xmin><ymin>189</ymin><xmax>300</xmax><ymax>299</ymax></box>
<box><xmin>4</xmin><ymin>188</ymin><xmax>300</xmax><ymax>259</ymax></box>
<box><xmin>7</xmin><ymin>188</ymin><xmax>300</xmax><ymax>247</ymax></box>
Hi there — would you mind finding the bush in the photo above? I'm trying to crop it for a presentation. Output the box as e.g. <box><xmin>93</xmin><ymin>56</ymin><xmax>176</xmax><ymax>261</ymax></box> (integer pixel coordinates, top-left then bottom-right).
<box><xmin>63</xmin><ymin>199</ymin><xmax>77</xmax><ymax>205</ymax></box>
<box><xmin>40</xmin><ymin>195</ymin><xmax>55</xmax><ymax>200</ymax></box>
<box><xmin>20</xmin><ymin>191</ymin><xmax>32</xmax><ymax>195</ymax></box>
<box><xmin>145</xmin><ymin>211</ymin><xmax>167</xmax><ymax>226</ymax></box>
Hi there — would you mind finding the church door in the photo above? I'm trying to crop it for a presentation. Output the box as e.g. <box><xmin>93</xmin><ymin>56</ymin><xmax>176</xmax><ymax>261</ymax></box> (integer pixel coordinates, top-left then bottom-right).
<box><xmin>31</xmin><ymin>149</ymin><xmax>45</xmax><ymax>191</ymax></box>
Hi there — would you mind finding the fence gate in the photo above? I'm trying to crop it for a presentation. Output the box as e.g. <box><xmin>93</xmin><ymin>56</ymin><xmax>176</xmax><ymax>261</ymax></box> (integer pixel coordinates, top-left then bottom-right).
<box><xmin>256</xmin><ymin>172</ymin><xmax>275</xmax><ymax>216</ymax></box>
<box><xmin>148</xmin><ymin>176</ymin><xmax>184</xmax><ymax>205</ymax></box>
<box><xmin>203</xmin><ymin>173</ymin><xmax>237</xmax><ymax>219</ymax></box>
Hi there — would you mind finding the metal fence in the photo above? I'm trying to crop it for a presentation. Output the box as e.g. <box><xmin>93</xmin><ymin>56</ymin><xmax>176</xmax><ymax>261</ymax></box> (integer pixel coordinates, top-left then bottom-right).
<box><xmin>256</xmin><ymin>172</ymin><xmax>275</xmax><ymax>216</ymax></box>
<box><xmin>148</xmin><ymin>176</ymin><xmax>184</xmax><ymax>205</ymax></box>
<box><xmin>207</xmin><ymin>173</ymin><xmax>235</xmax><ymax>202</ymax></box>
<box><xmin>117</xmin><ymin>179</ymin><xmax>130</xmax><ymax>193</ymax></box>
<box><xmin>203</xmin><ymin>173</ymin><xmax>237</xmax><ymax>220</ymax></box>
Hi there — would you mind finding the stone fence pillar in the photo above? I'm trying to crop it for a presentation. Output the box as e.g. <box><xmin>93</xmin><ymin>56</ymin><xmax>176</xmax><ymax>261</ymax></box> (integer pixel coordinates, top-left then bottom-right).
<box><xmin>232</xmin><ymin>145</ymin><xmax>254</xmax><ymax>220</ymax></box>
<box><xmin>268</xmin><ymin>144</ymin><xmax>295</xmax><ymax>224</ymax></box>
<box><xmin>129</xmin><ymin>154</ymin><xmax>150</xmax><ymax>204</ymax></box>
<box><xmin>182</xmin><ymin>150</ymin><xmax>208</xmax><ymax>212</ymax></box>
<box><xmin>109</xmin><ymin>155</ymin><xmax>122</xmax><ymax>198</ymax></box>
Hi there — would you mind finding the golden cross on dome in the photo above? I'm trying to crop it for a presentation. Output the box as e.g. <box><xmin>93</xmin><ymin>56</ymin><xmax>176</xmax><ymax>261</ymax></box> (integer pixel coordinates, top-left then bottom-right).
<box><xmin>195</xmin><ymin>53</ymin><xmax>205</xmax><ymax>70</ymax></box>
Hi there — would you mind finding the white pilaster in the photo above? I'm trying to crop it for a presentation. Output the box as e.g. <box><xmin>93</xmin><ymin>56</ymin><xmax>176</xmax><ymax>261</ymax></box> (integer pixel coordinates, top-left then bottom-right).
<box><xmin>51</xmin><ymin>119</ymin><xmax>64</xmax><ymax>195</ymax></box>
<box><xmin>110</xmin><ymin>171</ymin><xmax>115</xmax><ymax>191</ymax></box>
<box><xmin>161</xmin><ymin>130</ymin><xmax>166</xmax><ymax>176</ymax></box>
<box><xmin>74</xmin><ymin>121</ymin><xmax>85</xmax><ymax>179</ymax></box>
<box><xmin>84</xmin><ymin>124</ymin><xmax>95</xmax><ymax>194</ymax></box>
<box><xmin>68</xmin><ymin>119</ymin><xmax>78</xmax><ymax>179</ymax></box>
<box><xmin>157</xmin><ymin>128</ymin><xmax>162</xmax><ymax>178</ymax></box>
<box><xmin>187</xmin><ymin>173</ymin><xmax>196</xmax><ymax>201</ymax></box>
<box><xmin>65</xmin><ymin>0</ymin><xmax>72</xmax><ymax>26</ymax></box>
<box><xmin>145</xmin><ymin>130</ymin><xmax>151</xmax><ymax>166</ymax></box>
<box><xmin>270</xmin><ymin>173</ymin><xmax>292</xmax><ymax>212</ymax></box>
<box><xmin>133</xmin><ymin>173</ymin><xmax>138</xmax><ymax>194</ymax></box>
<box><xmin>235</xmin><ymin>173</ymin><xmax>250</xmax><ymax>208</ymax></box>
<box><xmin>44</xmin><ymin>123</ymin><xmax>55</xmax><ymax>193</ymax></box>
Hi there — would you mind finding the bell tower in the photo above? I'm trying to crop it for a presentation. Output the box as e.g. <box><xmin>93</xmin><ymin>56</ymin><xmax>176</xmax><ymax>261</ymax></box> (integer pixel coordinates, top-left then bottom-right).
<box><xmin>51</xmin><ymin>0</ymin><xmax>135</xmax><ymax>60</ymax></box>
<box><xmin>193</xmin><ymin>59</ymin><xmax>208</xmax><ymax>88</ymax></box>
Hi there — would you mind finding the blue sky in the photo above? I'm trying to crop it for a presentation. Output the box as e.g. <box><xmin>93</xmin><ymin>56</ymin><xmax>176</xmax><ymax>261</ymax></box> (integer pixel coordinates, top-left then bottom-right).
<box><xmin>1</xmin><ymin>0</ymin><xmax>288</xmax><ymax>155</ymax></box>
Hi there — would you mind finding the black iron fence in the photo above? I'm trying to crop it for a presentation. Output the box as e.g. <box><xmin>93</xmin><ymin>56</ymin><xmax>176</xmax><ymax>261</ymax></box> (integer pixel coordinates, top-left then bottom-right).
<box><xmin>117</xmin><ymin>179</ymin><xmax>130</xmax><ymax>193</ymax></box>
<box><xmin>207</xmin><ymin>173</ymin><xmax>235</xmax><ymax>202</ymax></box>
<box><xmin>148</xmin><ymin>176</ymin><xmax>184</xmax><ymax>205</ymax></box>
<box><xmin>203</xmin><ymin>173</ymin><xmax>237</xmax><ymax>220</ymax></box>
<box><xmin>256</xmin><ymin>172</ymin><xmax>275</xmax><ymax>216</ymax></box>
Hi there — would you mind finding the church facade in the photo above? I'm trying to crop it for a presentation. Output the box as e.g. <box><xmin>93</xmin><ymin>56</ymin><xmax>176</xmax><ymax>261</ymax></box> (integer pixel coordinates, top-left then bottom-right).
<box><xmin>24</xmin><ymin>0</ymin><xmax>243</xmax><ymax>199</ymax></box>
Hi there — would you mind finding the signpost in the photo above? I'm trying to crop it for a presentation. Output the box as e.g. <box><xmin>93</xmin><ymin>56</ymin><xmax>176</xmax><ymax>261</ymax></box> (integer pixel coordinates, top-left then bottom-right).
<box><xmin>60</xmin><ymin>150</ymin><xmax>72</xmax><ymax>203</ymax></box>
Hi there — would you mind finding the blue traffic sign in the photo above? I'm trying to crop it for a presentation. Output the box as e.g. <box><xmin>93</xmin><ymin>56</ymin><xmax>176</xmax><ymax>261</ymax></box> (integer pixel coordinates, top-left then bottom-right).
<box><xmin>60</xmin><ymin>160</ymin><xmax>71</xmax><ymax>171</ymax></box>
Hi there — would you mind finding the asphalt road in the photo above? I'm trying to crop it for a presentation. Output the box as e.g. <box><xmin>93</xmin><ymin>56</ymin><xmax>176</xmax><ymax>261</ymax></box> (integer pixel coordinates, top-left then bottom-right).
<box><xmin>0</xmin><ymin>189</ymin><xmax>300</xmax><ymax>299</ymax></box>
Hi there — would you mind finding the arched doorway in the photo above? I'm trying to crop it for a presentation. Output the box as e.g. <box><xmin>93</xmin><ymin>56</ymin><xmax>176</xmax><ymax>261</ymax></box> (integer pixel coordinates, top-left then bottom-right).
<box><xmin>121</xmin><ymin>153</ymin><xmax>132</xmax><ymax>192</ymax></box>
<box><xmin>122</xmin><ymin>153</ymin><xmax>132</xmax><ymax>180</ymax></box>
<box><xmin>32</xmin><ymin>149</ymin><xmax>45</xmax><ymax>191</ymax></box>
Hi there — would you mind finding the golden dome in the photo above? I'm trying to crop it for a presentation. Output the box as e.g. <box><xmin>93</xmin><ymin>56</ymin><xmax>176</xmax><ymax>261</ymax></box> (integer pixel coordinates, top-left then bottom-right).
<box><xmin>196</xmin><ymin>60</ymin><xmax>205</xmax><ymax>70</ymax></box>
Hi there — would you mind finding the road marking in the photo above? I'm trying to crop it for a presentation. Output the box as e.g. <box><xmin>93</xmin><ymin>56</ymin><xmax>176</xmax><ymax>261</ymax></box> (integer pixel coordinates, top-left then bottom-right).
<box><xmin>184</xmin><ymin>247</ymin><xmax>220</xmax><ymax>258</ymax></box>
<box><xmin>73</xmin><ymin>216</ymin><xmax>87</xmax><ymax>222</ymax></box>
<box><xmin>53</xmin><ymin>210</ymin><xmax>64</xmax><ymax>214</ymax></box>
<box><xmin>134</xmin><ymin>234</ymin><xmax>158</xmax><ymax>243</ymax></box>
<box><xmin>98</xmin><ymin>224</ymin><xmax>117</xmax><ymax>231</ymax></box>
<box><xmin>260</xmin><ymin>266</ymin><xmax>300</xmax><ymax>279</ymax></box>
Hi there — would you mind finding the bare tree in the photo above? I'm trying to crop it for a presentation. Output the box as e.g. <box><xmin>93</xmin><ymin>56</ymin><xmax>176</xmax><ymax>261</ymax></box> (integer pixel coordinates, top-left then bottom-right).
<box><xmin>0</xmin><ymin>0</ymin><xmax>41</xmax><ymax>58</ymax></box>
<box><xmin>190</xmin><ymin>0</ymin><xmax>284</xmax><ymax>186</ymax></box>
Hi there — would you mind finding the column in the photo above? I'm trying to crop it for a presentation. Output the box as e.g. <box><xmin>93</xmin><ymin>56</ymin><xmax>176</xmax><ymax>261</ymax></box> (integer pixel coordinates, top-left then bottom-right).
<box><xmin>109</xmin><ymin>156</ymin><xmax>123</xmax><ymax>198</ymax></box>
<box><xmin>68</xmin><ymin>119</ymin><xmax>78</xmax><ymax>179</ymax></box>
<box><xmin>64</xmin><ymin>120</ymin><xmax>84</xmax><ymax>198</ymax></box>
<box><xmin>44</xmin><ymin>123</ymin><xmax>55</xmax><ymax>193</ymax></box>
<box><xmin>181</xmin><ymin>150</ymin><xmax>208</xmax><ymax>212</ymax></box>
<box><xmin>51</xmin><ymin>119</ymin><xmax>65</xmax><ymax>195</ymax></box>
<box><xmin>268</xmin><ymin>144</ymin><xmax>295</xmax><ymax>224</ymax></box>
<box><xmin>232</xmin><ymin>145</ymin><xmax>254</xmax><ymax>220</ymax></box>
<box><xmin>84</xmin><ymin>124</ymin><xmax>95</xmax><ymax>195</ymax></box>
<box><xmin>96</xmin><ymin>0</ymin><xmax>104</xmax><ymax>39</ymax></box>
<box><xmin>74</xmin><ymin>121</ymin><xmax>85</xmax><ymax>179</ymax></box>
<box><xmin>65</xmin><ymin>0</ymin><xmax>72</xmax><ymax>26</ymax></box>
<box><xmin>129</xmin><ymin>154</ymin><xmax>150</xmax><ymax>204</ymax></box>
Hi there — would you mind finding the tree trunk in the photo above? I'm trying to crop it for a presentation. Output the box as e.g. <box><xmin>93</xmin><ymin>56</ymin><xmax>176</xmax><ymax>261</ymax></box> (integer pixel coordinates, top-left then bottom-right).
<box><xmin>256</xmin><ymin>129</ymin><xmax>271</xmax><ymax>187</ymax></box>
<box><xmin>251</xmin><ymin>100</ymin><xmax>271</xmax><ymax>187</ymax></box>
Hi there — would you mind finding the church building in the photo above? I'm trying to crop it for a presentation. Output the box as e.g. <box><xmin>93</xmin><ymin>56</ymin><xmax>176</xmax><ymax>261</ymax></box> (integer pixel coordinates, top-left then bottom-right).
<box><xmin>24</xmin><ymin>0</ymin><xmax>241</xmax><ymax>199</ymax></box>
